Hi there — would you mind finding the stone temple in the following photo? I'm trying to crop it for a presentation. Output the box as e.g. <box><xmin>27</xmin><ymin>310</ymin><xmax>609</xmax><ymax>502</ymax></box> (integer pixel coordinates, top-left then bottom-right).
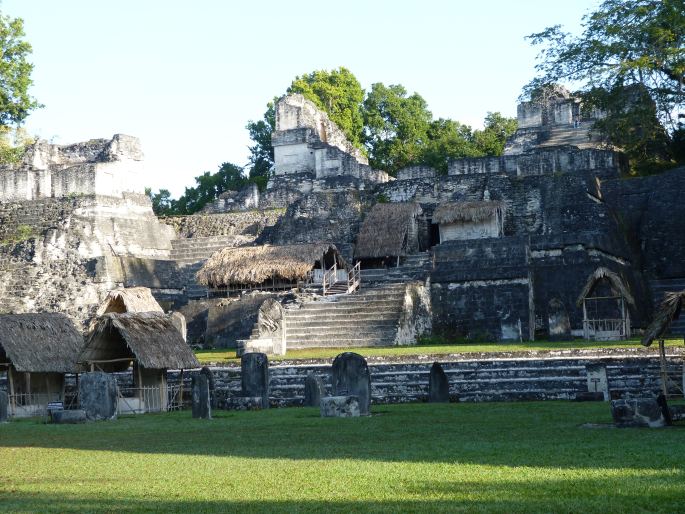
<box><xmin>0</xmin><ymin>90</ymin><xmax>684</xmax><ymax>351</ymax></box>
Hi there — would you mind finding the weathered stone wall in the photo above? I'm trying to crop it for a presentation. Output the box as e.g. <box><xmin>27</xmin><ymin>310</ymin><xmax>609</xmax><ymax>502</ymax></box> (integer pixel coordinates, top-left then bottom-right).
<box><xmin>0</xmin><ymin>134</ymin><xmax>145</xmax><ymax>202</ymax></box>
<box><xmin>160</xmin><ymin>209</ymin><xmax>283</xmax><ymax>238</ymax></box>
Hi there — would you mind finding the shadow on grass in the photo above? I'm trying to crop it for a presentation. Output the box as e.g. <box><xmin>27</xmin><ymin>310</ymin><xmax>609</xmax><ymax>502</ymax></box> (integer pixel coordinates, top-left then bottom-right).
<box><xmin>1</xmin><ymin>402</ymin><xmax>684</xmax><ymax>471</ymax></box>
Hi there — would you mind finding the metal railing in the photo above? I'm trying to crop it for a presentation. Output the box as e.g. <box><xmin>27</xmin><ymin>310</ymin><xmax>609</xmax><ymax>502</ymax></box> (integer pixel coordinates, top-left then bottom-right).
<box><xmin>116</xmin><ymin>384</ymin><xmax>184</xmax><ymax>415</ymax></box>
<box><xmin>347</xmin><ymin>261</ymin><xmax>362</xmax><ymax>293</ymax></box>
<box><xmin>322</xmin><ymin>262</ymin><xmax>338</xmax><ymax>295</ymax></box>
<box><xmin>7</xmin><ymin>393</ymin><xmax>65</xmax><ymax>418</ymax></box>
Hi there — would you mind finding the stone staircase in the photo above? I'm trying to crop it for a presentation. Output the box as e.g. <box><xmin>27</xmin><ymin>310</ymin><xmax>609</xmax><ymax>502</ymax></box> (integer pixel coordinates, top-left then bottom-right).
<box><xmin>538</xmin><ymin>121</ymin><xmax>601</xmax><ymax>150</ymax></box>
<box><xmin>243</xmin><ymin>283</ymin><xmax>408</xmax><ymax>350</ymax></box>
<box><xmin>169</xmin><ymin>235</ymin><xmax>240</xmax><ymax>298</ymax></box>
<box><xmin>360</xmin><ymin>251</ymin><xmax>431</xmax><ymax>284</ymax></box>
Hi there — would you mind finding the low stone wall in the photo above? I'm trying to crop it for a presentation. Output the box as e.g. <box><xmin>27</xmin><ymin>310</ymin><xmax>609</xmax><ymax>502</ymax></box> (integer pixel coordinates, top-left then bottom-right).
<box><xmin>164</xmin><ymin>351</ymin><xmax>683</xmax><ymax>408</ymax></box>
<box><xmin>160</xmin><ymin>210</ymin><xmax>283</xmax><ymax>238</ymax></box>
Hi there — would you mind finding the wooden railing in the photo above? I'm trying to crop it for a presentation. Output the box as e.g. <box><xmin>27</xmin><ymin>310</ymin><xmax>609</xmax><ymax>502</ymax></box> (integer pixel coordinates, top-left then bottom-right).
<box><xmin>347</xmin><ymin>261</ymin><xmax>361</xmax><ymax>293</ymax></box>
<box><xmin>583</xmin><ymin>318</ymin><xmax>627</xmax><ymax>340</ymax></box>
<box><xmin>322</xmin><ymin>262</ymin><xmax>338</xmax><ymax>295</ymax></box>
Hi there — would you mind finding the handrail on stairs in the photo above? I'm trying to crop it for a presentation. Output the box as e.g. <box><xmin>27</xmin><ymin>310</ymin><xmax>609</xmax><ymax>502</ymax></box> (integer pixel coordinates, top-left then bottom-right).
<box><xmin>322</xmin><ymin>262</ymin><xmax>337</xmax><ymax>296</ymax></box>
<box><xmin>347</xmin><ymin>261</ymin><xmax>361</xmax><ymax>293</ymax></box>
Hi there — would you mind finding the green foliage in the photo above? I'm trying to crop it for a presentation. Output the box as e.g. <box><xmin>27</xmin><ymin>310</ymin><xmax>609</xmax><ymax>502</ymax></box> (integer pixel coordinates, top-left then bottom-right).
<box><xmin>288</xmin><ymin>67</ymin><xmax>365</xmax><ymax>149</ymax></box>
<box><xmin>0</xmin><ymin>125</ymin><xmax>33</xmax><ymax>164</ymax></box>
<box><xmin>524</xmin><ymin>0</ymin><xmax>685</xmax><ymax>172</ymax></box>
<box><xmin>2</xmin><ymin>403</ymin><xmax>685</xmax><ymax>512</ymax></box>
<box><xmin>375</xmin><ymin>193</ymin><xmax>389</xmax><ymax>204</ymax></box>
<box><xmin>1</xmin><ymin>223</ymin><xmax>35</xmax><ymax>245</ymax></box>
<box><xmin>0</xmin><ymin>13</ymin><xmax>40</xmax><ymax>127</ymax></box>
<box><xmin>245</xmin><ymin>99</ymin><xmax>276</xmax><ymax>191</ymax></box>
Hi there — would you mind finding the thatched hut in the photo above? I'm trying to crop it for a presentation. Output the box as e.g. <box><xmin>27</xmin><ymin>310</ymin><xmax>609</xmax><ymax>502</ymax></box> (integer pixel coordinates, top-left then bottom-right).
<box><xmin>196</xmin><ymin>243</ymin><xmax>347</xmax><ymax>292</ymax></box>
<box><xmin>0</xmin><ymin>313</ymin><xmax>84</xmax><ymax>417</ymax></box>
<box><xmin>641</xmin><ymin>290</ymin><xmax>685</xmax><ymax>397</ymax></box>
<box><xmin>354</xmin><ymin>202</ymin><xmax>422</xmax><ymax>266</ymax></box>
<box><xmin>81</xmin><ymin>312</ymin><xmax>199</xmax><ymax>413</ymax></box>
<box><xmin>432</xmin><ymin>201</ymin><xmax>504</xmax><ymax>242</ymax></box>
<box><xmin>96</xmin><ymin>287</ymin><xmax>164</xmax><ymax>315</ymax></box>
<box><xmin>642</xmin><ymin>291</ymin><xmax>685</xmax><ymax>347</ymax></box>
<box><xmin>576</xmin><ymin>267</ymin><xmax>635</xmax><ymax>340</ymax></box>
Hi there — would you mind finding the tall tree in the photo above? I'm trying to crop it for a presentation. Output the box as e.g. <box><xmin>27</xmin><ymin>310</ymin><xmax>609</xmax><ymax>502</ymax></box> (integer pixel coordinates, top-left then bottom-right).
<box><xmin>524</xmin><ymin>0</ymin><xmax>684</xmax><ymax>130</ymax></box>
<box><xmin>0</xmin><ymin>13</ymin><xmax>40</xmax><ymax>127</ymax></box>
<box><xmin>362</xmin><ymin>83</ymin><xmax>433</xmax><ymax>173</ymax></box>
<box><xmin>288</xmin><ymin>67</ymin><xmax>365</xmax><ymax>149</ymax></box>
<box><xmin>245</xmin><ymin>100</ymin><xmax>276</xmax><ymax>191</ymax></box>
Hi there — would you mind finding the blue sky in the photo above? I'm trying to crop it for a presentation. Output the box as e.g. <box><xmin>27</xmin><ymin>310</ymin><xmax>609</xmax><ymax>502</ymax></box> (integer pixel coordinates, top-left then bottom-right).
<box><xmin>4</xmin><ymin>0</ymin><xmax>599</xmax><ymax>196</ymax></box>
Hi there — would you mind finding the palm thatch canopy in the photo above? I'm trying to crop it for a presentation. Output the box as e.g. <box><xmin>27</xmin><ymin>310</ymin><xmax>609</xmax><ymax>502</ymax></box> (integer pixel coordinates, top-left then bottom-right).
<box><xmin>196</xmin><ymin>243</ymin><xmax>345</xmax><ymax>288</ymax></box>
<box><xmin>433</xmin><ymin>201</ymin><xmax>504</xmax><ymax>225</ymax></box>
<box><xmin>355</xmin><ymin>202</ymin><xmax>421</xmax><ymax>259</ymax></box>
<box><xmin>641</xmin><ymin>290</ymin><xmax>685</xmax><ymax>347</ymax></box>
<box><xmin>576</xmin><ymin>267</ymin><xmax>635</xmax><ymax>307</ymax></box>
<box><xmin>82</xmin><ymin>312</ymin><xmax>199</xmax><ymax>370</ymax></box>
<box><xmin>97</xmin><ymin>287</ymin><xmax>164</xmax><ymax>316</ymax></box>
<box><xmin>0</xmin><ymin>313</ymin><xmax>84</xmax><ymax>373</ymax></box>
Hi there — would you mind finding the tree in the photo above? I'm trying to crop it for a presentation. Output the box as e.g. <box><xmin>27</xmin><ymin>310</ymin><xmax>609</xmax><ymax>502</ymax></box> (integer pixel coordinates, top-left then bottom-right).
<box><xmin>525</xmin><ymin>0</ymin><xmax>684</xmax><ymax>129</ymax></box>
<box><xmin>0</xmin><ymin>13</ymin><xmax>40</xmax><ymax>127</ymax></box>
<box><xmin>288</xmin><ymin>67</ymin><xmax>365</xmax><ymax>149</ymax></box>
<box><xmin>245</xmin><ymin>100</ymin><xmax>276</xmax><ymax>191</ymax></box>
<box><xmin>473</xmin><ymin>112</ymin><xmax>518</xmax><ymax>156</ymax></box>
<box><xmin>362</xmin><ymin>83</ymin><xmax>433</xmax><ymax>173</ymax></box>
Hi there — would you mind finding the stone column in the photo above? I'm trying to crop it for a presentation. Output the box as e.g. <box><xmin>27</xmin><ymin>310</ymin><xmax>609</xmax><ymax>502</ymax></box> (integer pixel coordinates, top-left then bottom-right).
<box><xmin>241</xmin><ymin>352</ymin><xmax>269</xmax><ymax>409</ymax></box>
<box><xmin>79</xmin><ymin>372</ymin><xmax>118</xmax><ymax>421</ymax></box>
<box><xmin>429</xmin><ymin>362</ymin><xmax>450</xmax><ymax>403</ymax></box>
<box><xmin>331</xmin><ymin>352</ymin><xmax>371</xmax><ymax>415</ymax></box>
<box><xmin>192</xmin><ymin>373</ymin><xmax>211</xmax><ymax>419</ymax></box>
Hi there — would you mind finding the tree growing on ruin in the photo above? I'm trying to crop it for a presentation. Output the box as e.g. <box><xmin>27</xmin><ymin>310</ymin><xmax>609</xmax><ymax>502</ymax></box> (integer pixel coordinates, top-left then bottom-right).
<box><xmin>524</xmin><ymin>0</ymin><xmax>685</xmax><ymax>171</ymax></box>
<box><xmin>288</xmin><ymin>67</ymin><xmax>366</xmax><ymax>150</ymax></box>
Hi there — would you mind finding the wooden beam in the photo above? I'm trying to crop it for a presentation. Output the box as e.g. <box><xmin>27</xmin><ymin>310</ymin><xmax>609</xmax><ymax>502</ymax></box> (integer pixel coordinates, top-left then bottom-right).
<box><xmin>659</xmin><ymin>340</ymin><xmax>669</xmax><ymax>397</ymax></box>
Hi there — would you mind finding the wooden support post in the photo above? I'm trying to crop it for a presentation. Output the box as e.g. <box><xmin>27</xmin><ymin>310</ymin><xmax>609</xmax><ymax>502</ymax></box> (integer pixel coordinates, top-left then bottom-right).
<box><xmin>8</xmin><ymin>367</ymin><xmax>16</xmax><ymax>415</ymax></box>
<box><xmin>178</xmin><ymin>369</ymin><xmax>184</xmax><ymax>410</ymax></box>
<box><xmin>659</xmin><ymin>339</ymin><xmax>669</xmax><ymax>397</ymax></box>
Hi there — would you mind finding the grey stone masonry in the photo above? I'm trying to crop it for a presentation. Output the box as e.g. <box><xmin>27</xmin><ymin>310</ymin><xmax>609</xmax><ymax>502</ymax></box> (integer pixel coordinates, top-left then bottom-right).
<box><xmin>429</xmin><ymin>362</ymin><xmax>450</xmax><ymax>403</ymax></box>
<box><xmin>610</xmin><ymin>397</ymin><xmax>667</xmax><ymax>428</ymax></box>
<box><xmin>79</xmin><ymin>372</ymin><xmax>118</xmax><ymax>421</ymax></box>
<box><xmin>241</xmin><ymin>352</ymin><xmax>269</xmax><ymax>409</ymax></box>
<box><xmin>192</xmin><ymin>373</ymin><xmax>211</xmax><ymax>419</ymax></box>
<box><xmin>320</xmin><ymin>396</ymin><xmax>360</xmax><ymax>417</ymax></box>
<box><xmin>331</xmin><ymin>352</ymin><xmax>371</xmax><ymax>415</ymax></box>
<box><xmin>51</xmin><ymin>410</ymin><xmax>87</xmax><ymax>424</ymax></box>
<box><xmin>304</xmin><ymin>374</ymin><xmax>324</xmax><ymax>407</ymax></box>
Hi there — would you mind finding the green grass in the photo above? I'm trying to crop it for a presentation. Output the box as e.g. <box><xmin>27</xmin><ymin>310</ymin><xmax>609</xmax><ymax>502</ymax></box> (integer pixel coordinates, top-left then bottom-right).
<box><xmin>1</xmin><ymin>402</ymin><xmax>684</xmax><ymax>512</ymax></box>
<box><xmin>195</xmin><ymin>338</ymin><xmax>683</xmax><ymax>364</ymax></box>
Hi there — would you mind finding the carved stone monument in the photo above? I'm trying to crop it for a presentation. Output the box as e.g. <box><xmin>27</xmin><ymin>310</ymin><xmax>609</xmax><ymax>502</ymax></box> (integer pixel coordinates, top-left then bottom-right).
<box><xmin>0</xmin><ymin>390</ymin><xmax>8</xmax><ymax>422</ymax></box>
<box><xmin>304</xmin><ymin>374</ymin><xmax>324</xmax><ymax>407</ymax></box>
<box><xmin>586</xmin><ymin>363</ymin><xmax>610</xmax><ymax>401</ymax></box>
<box><xmin>192</xmin><ymin>373</ymin><xmax>211</xmax><ymax>419</ymax></box>
<box><xmin>610</xmin><ymin>397</ymin><xmax>667</xmax><ymax>428</ymax></box>
<box><xmin>79</xmin><ymin>372</ymin><xmax>118</xmax><ymax>421</ymax></box>
<box><xmin>241</xmin><ymin>352</ymin><xmax>269</xmax><ymax>409</ymax></box>
<box><xmin>429</xmin><ymin>362</ymin><xmax>450</xmax><ymax>403</ymax></box>
<box><xmin>331</xmin><ymin>352</ymin><xmax>371</xmax><ymax>415</ymax></box>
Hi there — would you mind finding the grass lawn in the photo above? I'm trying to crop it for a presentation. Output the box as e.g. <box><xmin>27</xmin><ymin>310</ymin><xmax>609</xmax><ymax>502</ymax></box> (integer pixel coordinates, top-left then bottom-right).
<box><xmin>1</xmin><ymin>402</ymin><xmax>684</xmax><ymax>512</ymax></box>
<box><xmin>195</xmin><ymin>338</ymin><xmax>683</xmax><ymax>364</ymax></box>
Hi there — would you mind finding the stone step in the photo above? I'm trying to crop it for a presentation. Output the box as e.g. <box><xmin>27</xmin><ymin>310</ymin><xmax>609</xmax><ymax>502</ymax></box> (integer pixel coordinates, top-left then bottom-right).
<box><xmin>287</xmin><ymin>337</ymin><xmax>396</xmax><ymax>348</ymax></box>
<box><xmin>286</xmin><ymin>325</ymin><xmax>399</xmax><ymax>337</ymax></box>
<box><xmin>286</xmin><ymin>315</ymin><xmax>401</xmax><ymax>327</ymax></box>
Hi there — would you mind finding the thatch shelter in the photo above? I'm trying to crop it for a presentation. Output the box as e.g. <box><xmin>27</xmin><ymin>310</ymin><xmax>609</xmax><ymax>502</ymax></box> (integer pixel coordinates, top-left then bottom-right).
<box><xmin>196</xmin><ymin>243</ymin><xmax>347</xmax><ymax>291</ymax></box>
<box><xmin>576</xmin><ymin>267</ymin><xmax>635</xmax><ymax>340</ymax></box>
<box><xmin>81</xmin><ymin>312</ymin><xmax>199</xmax><ymax>413</ymax></box>
<box><xmin>354</xmin><ymin>202</ymin><xmax>422</xmax><ymax>265</ymax></box>
<box><xmin>96</xmin><ymin>287</ymin><xmax>164</xmax><ymax>315</ymax></box>
<box><xmin>433</xmin><ymin>201</ymin><xmax>504</xmax><ymax>242</ymax></box>
<box><xmin>0</xmin><ymin>313</ymin><xmax>84</xmax><ymax>417</ymax></box>
<box><xmin>641</xmin><ymin>290</ymin><xmax>685</xmax><ymax>397</ymax></box>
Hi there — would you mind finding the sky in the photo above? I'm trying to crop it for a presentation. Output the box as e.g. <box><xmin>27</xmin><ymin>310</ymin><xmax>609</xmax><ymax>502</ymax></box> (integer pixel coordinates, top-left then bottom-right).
<box><xmin>4</xmin><ymin>0</ymin><xmax>599</xmax><ymax>197</ymax></box>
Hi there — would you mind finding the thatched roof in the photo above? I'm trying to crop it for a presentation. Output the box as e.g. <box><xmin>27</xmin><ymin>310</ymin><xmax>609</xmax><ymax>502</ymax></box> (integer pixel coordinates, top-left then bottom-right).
<box><xmin>641</xmin><ymin>290</ymin><xmax>685</xmax><ymax>347</ymax></box>
<box><xmin>433</xmin><ymin>201</ymin><xmax>504</xmax><ymax>225</ymax></box>
<box><xmin>0</xmin><ymin>313</ymin><xmax>84</xmax><ymax>373</ymax></box>
<box><xmin>576</xmin><ymin>267</ymin><xmax>635</xmax><ymax>306</ymax></box>
<box><xmin>196</xmin><ymin>243</ymin><xmax>344</xmax><ymax>287</ymax></box>
<box><xmin>82</xmin><ymin>312</ymin><xmax>199</xmax><ymax>370</ymax></box>
<box><xmin>355</xmin><ymin>202</ymin><xmax>421</xmax><ymax>259</ymax></box>
<box><xmin>97</xmin><ymin>287</ymin><xmax>164</xmax><ymax>316</ymax></box>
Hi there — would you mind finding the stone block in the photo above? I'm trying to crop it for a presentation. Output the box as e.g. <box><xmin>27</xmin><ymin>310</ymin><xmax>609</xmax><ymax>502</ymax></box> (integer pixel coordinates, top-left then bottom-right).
<box><xmin>586</xmin><ymin>364</ymin><xmax>609</xmax><ymax>400</ymax></box>
<box><xmin>320</xmin><ymin>396</ymin><xmax>360</xmax><ymax>418</ymax></box>
<box><xmin>79</xmin><ymin>372</ymin><xmax>118</xmax><ymax>421</ymax></box>
<box><xmin>192</xmin><ymin>373</ymin><xmax>211</xmax><ymax>420</ymax></box>
<box><xmin>429</xmin><ymin>362</ymin><xmax>449</xmax><ymax>403</ymax></box>
<box><xmin>224</xmin><ymin>396</ymin><xmax>265</xmax><ymax>411</ymax></box>
<box><xmin>200</xmin><ymin>366</ymin><xmax>216</xmax><ymax>408</ymax></box>
<box><xmin>304</xmin><ymin>374</ymin><xmax>323</xmax><ymax>407</ymax></box>
<box><xmin>331</xmin><ymin>352</ymin><xmax>371</xmax><ymax>415</ymax></box>
<box><xmin>241</xmin><ymin>352</ymin><xmax>269</xmax><ymax>408</ymax></box>
<box><xmin>610</xmin><ymin>397</ymin><xmax>667</xmax><ymax>428</ymax></box>
<box><xmin>0</xmin><ymin>390</ymin><xmax>7</xmax><ymax>422</ymax></box>
<box><xmin>51</xmin><ymin>409</ymin><xmax>87</xmax><ymax>424</ymax></box>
